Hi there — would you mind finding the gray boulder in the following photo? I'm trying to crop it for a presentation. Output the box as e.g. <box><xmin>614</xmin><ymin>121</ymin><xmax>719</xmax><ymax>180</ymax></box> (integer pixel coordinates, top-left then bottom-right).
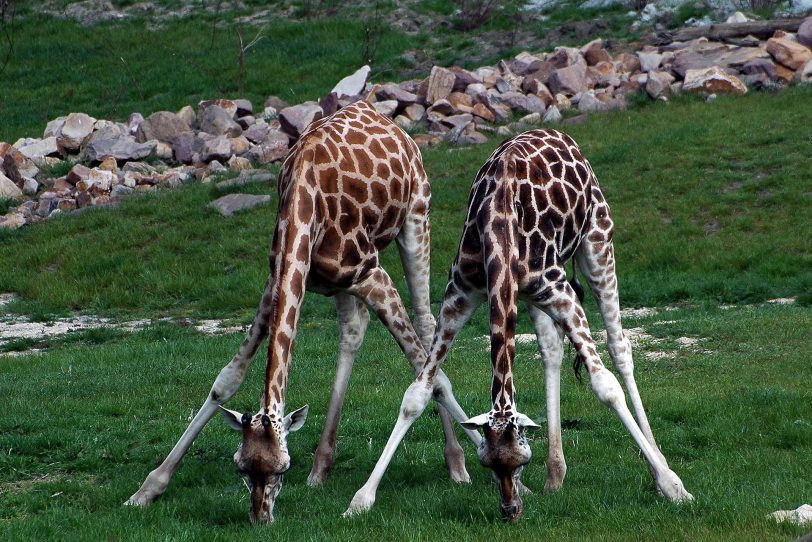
<box><xmin>279</xmin><ymin>103</ymin><xmax>323</xmax><ymax>139</ymax></box>
<box><xmin>209</xmin><ymin>193</ymin><xmax>272</xmax><ymax>217</ymax></box>
<box><xmin>136</xmin><ymin>111</ymin><xmax>191</xmax><ymax>144</ymax></box>
<box><xmin>57</xmin><ymin>112</ymin><xmax>96</xmax><ymax>152</ymax></box>
<box><xmin>198</xmin><ymin>105</ymin><xmax>243</xmax><ymax>137</ymax></box>
<box><xmin>84</xmin><ymin>134</ymin><xmax>154</xmax><ymax>162</ymax></box>
<box><xmin>172</xmin><ymin>131</ymin><xmax>206</xmax><ymax>164</ymax></box>
<box><xmin>0</xmin><ymin>172</ymin><xmax>23</xmax><ymax>199</ymax></box>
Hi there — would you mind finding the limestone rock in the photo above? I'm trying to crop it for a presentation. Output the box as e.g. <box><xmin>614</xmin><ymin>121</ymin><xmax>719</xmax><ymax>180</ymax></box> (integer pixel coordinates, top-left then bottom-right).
<box><xmin>496</xmin><ymin>91</ymin><xmax>547</xmax><ymax>114</ymax></box>
<box><xmin>577</xmin><ymin>92</ymin><xmax>607</xmax><ymax>113</ymax></box>
<box><xmin>44</xmin><ymin>117</ymin><xmax>67</xmax><ymax>138</ymax></box>
<box><xmin>234</xmin><ymin>99</ymin><xmax>253</xmax><ymax>117</ymax></box>
<box><xmin>247</xmin><ymin>141</ymin><xmax>288</xmax><ymax>164</ymax></box>
<box><xmin>582</xmin><ymin>39</ymin><xmax>611</xmax><ymax>66</ymax></box>
<box><xmin>209</xmin><ymin>193</ymin><xmax>271</xmax><ymax>217</ymax></box>
<box><xmin>373</xmin><ymin>100</ymin><xmax>399</xmax><ymax>118</ymax></box>
<box><xmin>198</xmin><ymin>105</ymin><xmax>243</xmax><ymax>137</ymax></box>
<box><xmin>172</xmin><ymin>131</ymin><xmax>206</xmax><ymax>164</ymax></box>
<box><xmin>683</xmin><ymin>67</ymin><xmax>747</xmax><ymax>95</ymax></box>
<box><xmin>637</xmin><ymin>52</ymin><xmax>662</xmax><ymax>73</ymax></box>
<box><xmin>228</xmin><ymin>155</ymin><xmax>251</xmax><ymax>172</ymax></box>
<box><xmin>768</xmin><ymin>504</ymin><xmax>812</xmax><ymax>526</ymax></box>
<box><xmin>199</xmin><ymin>99</ymin><xmax>238</xmax><ymax>118</ymax></box>
<box><xmin>57</xmin><ymin>112</ymin><xmax>96</xmax><ymax>152</ymax></box>
<box><xmin>0</xmin><ymin>172</ymin><xmax>23</xmax><ymax>199</ymax></box>
<box><xmin>799</xmin><ymin>17</ymin><xmax>812</xmax><ymax>49</ymax></box>
<box><xmin>403</xmin><ymin>103</ymin><xmax>426</xmax><ymax>122</ymax></box>
<box><xmin>23</xmin><ymin>178</ymin><xmax>39</xmax><ymax>196</ymax></box>
<box><xmin>542</xmin><ymin>105</ymin><xmax>562</xmax><ymax>124</ymax></box>
<box><xmin>766</xmin><ymin>37</ymin><xmax>812</xmax><ymax>70</ymax></box>
<box><xmin>279</xmin><ymin>103</ymin><xmax>323</xmax><ymax>139</ymax></box>
<box><xmin>136</xmin><ymin>111</ymin><xmax>191</xmax><ymax>144</ymax></box>
<box><xmin>547</xmin><ymin>64</ymin><xmax>588</xmax><ymax>95</ymax></box>
<box><xmin>331</xmin><ymin>65</ymin><xmax>371</xmax><ymax>98</ymax></box>
<box><xmin>426</xmin><ymin>66</ymin><xmax>456</xmax><ymax>104</ymax></box>
<box><xmin>83</xmin><ymin>135</ymin><xmax>154</xmax><ymax>162</ymax></box>
<box><xmin>201</xmin><ymin>136</ymin><xmax>234</xmax><ymax>163</ymax></box>
<box><xmin>177</xmin><ymin>105</ymin><xmax>196</xmax><ymax>128</ymax></box>
<box><xmin>646</xmin><ymin>71</ymin><xmax>676</xmax><ymax>99</ymax></box>
<box><xmin>16</xmin><ymin>137</ymin><xmax>59</xmax><ymax>159</ymax></box>
<box><xmin>243</xmin><ymin>121</ymin><xmax>270</xmax><ymax>144</ymax></box>
<box><xmin>795</xmin><ymin>58</ymin><xmax>812</xmax><ymax>84</ymax></box>
<box><xmin>375</xmin><ymin>83</ymin><xmax>418</xmax><ymax>104</ymax></box>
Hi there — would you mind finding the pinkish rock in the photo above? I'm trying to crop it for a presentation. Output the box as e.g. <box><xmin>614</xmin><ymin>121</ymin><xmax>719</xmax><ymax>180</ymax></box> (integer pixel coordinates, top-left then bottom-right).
<box><xmin>683</xmin><ymin>67</ymin><xmax>747</xmax><ymax>95</ymax></box>
<box><xmin>646</xmin><ymin>71</ymin><xmax>676</xmax><ymax>99</ymax></box>
<box><xmin>547</xmin><ymin>63</ymin><xmax>588</xmax><ymax>95</ymax></box>
<box><xmin>136</xmin><ymin>111</ymin><xmax>191</xmax><ymax>144</ymax></box>
<box><xmin>766</xmin><ymin>36</ymin><xmax>812</xmax><ymax>70</ymax></box>
<box><xmin>279</xmin><ymin>103</ymin><xmax>324</xmax><ymax>139</ymax></box>
<box><xmin>426</xmin><ymin>66</ymin><xmax>456</xmax><ymax>104</ymax></box>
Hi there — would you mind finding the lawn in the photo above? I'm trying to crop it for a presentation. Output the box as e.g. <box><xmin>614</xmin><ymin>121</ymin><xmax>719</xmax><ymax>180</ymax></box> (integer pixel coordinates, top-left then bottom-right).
<box><xmin>1</xmin><ymin>3</ymin><xmax>811</xmax><ymax>540</ymax></box>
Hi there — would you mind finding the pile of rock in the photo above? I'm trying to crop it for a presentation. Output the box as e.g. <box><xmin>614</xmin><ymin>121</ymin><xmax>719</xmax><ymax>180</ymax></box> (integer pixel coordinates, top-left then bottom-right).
<box><xmin>2</xmin><ymin>16</ymin><xmax>811</xmax><ymax>229</ymax></box>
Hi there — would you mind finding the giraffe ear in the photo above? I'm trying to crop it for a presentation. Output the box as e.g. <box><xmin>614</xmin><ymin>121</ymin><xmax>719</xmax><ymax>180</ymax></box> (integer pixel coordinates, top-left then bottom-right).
<box><xmin>219</xmin><ymin>406</ymin><xmax>245</xmax><ymax>431</ymax></box>
<box><xmin>284</xmin><ymin>405</ymin><xmax>309</xmax><ymax>432</ymax></box>
<box><xmin>515</xmin><ymin>412</ymin><xmax>541</xmax><ymax>431</ymax></box>
<box><xmin>460</xmin><ymin>413</ymin><xmax>490</xmax><ymax>430</ymax></box>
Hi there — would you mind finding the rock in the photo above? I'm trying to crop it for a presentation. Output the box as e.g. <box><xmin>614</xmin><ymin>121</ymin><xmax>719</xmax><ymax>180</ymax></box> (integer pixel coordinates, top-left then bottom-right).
<box><xmin>198</xmin><ymin>105</ymin><xmax>243</xmax><ymax>137</ymax></box>
<box><xmin>511</xmin><ymin>51</ymin><xmax>544</xmax><ymax>75</ymax></box>
<box><xmin>66</xmin><ymin>164</ymin><xmax>92</xmax><ymax>185</ymax></box>
<box><xmin>496</xmin><ymin>91</ymin><xmax>547</xmax><ymax>114</ymax></box>
<box><xmin>154</xmin><ymin>141</ymin><xmax>173</xmax><ymax>160</ymax></box>
<box><xmin>373</xmin><ymin>100</ymin><xmax>399</xmax><ymax>118</ymax></box>
<box><xmin>265</xmin><ymin>96</ymin><xmax>289</xmax><ymax>110</ymax></box>
<box><xmin>247</xmin><ymin>141</ymin><xmax>288</xmax><ymax>164</ymax></box>
<box><xmin>209</xmin><ymin>193</ymin><xmax>272</xmax><ymax>217</ymax></box>
<box><xmin>0</xmin><ymin>212</ymin><xmax>26</xmax><ymax>229</ymax></box>
<box><xmin>563</xmin><ymin>113</ymin><xmax>588</xmax><ymax>126</ymax></box>
<box><xmin>22</xmin><ymin>178</ymin><xmax>39</xmax><ymax>196</ymax></box>
<box><xmin>646</xmin><ymin>70</ymin><xmax>676</xmax><ymax>99</ymax></box>
<box><xmin>616</xmin><ymin>52</ymin><xmax>641</xmax><ymax>74</ymax></box>
<box><xmin>768</xmin><ymin>504</ymin><xmax>812</xmax><ymax>526</ymax></box>
<box><xmin>243</xmin><ymin>120</ymin><xmax>270</xmax><ymax>144</ymax></box>
<box><xmin>3</xmin><ymin>148</ymin><xmax>37</xmax><ymax>184</ymax></box>
<box><xmin>331</xmin><ymin>65</ymin><xmax>371</xmax><ymax>98</ymax></box>
<box><xmin>279</xmin><ymin>103</ymin><xmax>323</xmax><ymax>139</ymax></box>
<box><xmin>683</xmin><ymin>67</ymin><xmax>747</xmax><ymax>95</ymax></box>
<box><xmin>201</xmin><ymin>136</ymin><xmax>234</xmax><ymax>163</ymax></box>
<box><xmin>83</xmin><ymin>134</ymin><xmax>154</xmax><ymax>162</ymax></box>
<box><xmin>16</xmin><ymin>137</ymin><xmax>59</xmax><ymax>159</ymax></box>
<box><xmin>426</xmin><ymin>66</ymin><xmax>456</xmax><ymax>104</ymax></box>
<box><xmin>582</xmin><ymin>39</ymin><xmax>611</xmax><ymax>66</ymax></box>
<box><xmin>111</xmin><ymin>184</ymin><xmax>135</xmax><ymax>198</ymax></box>
<box><xmin>472</xmin><ymin>102</ymin><xmax>496</xmax><ymax>122</ymax></box>
<box><xmin>177</xmin><ymin>105</ymin><xmax>196</xmax><ymax>128</ymax></box>
<box><xmin>577</xmin><ymin>92</ymin><xmax>607</xmax><ymax>113</ymax></box>
<box><xmin>637</xmin><ymin>52</ymin><xmax>662</xmax><ymax>73</ymax></box>
<box><xmin>375</xmin><ymin>83</ymin><xmax>418</xmax><ymax>104</ymax></box>
<box><xmin>795</xmin><ymin>58</ymin><xmax>812</xmax><ymax>84</ymax></box>
<box><xmin>234</xmin><ymin>99</ymin><xmax>253</xmax><ymax>117</ymax></box>
<box><xmin>456</xmin><ymin>130</ymin><xmax>488</xmax><ymax>145</ymax></box>
<box><xmin>217</xmin><ymin>170</ymin><xmax>275</xmax><ymax>189</ymax></box>
<box><xmin>172</xmin><ymin>131</ymin><xmax>206</xmax><ymax>164</ymax></box>
<box><xmin>319</xmin><ymin>92</ymin><xmax>340</xmax><ymax>116</ymax></box>
<box><xmin>206</xmin><ymin>160</ymin><xmax>227</xmax><ymax>176</ymax></box>
<box><xmin>671</xmin><ymin>42</ymin><xmax>731</xmax><ymax>79</ymax></box>
<box><xmin>394</xmin><ymin>116</ymin><xmax>413</xmax><ymax>130</ymax></box>
<box><xmin>199</xmin><ymin>99</ymin><xmax>238</xmax><ymax>118</ymax></box>
<box><xmin>403</xmin><ymin>103</ymin><xmax>426</xmax><ymax>121</ymax></box>
<box><xmin>228</xmin><ymin>155</ymin><xmax>251</xmax><ymax>172</ymax></box>
<box><xmin>0</xmin><ymin>172</ymin><xmax>23</xmax><ymax>199</ymax></box>
<box><xmin>56</xmin><ymin>112</ymin><xmax>96</xmax><ymax>152</ymax></box>
<box><xmin>799</xmin><ymin>17</ymin><xmax>812</xmax><ymax>49</ymax></box>
<box><xmin>547</xmin><ymin>64</ymin><xmax>588</xmax><ymax>95</ymax></box>
<box><xmin>766</xmin><ymin>37</ymin><xmax>812</xmax><ymax>70</ymax></box>
<box><xmin>44</xmin><ymin>117</ymin><xmax>67</xmax><ymax>138</ymax></box>
<box><xmin>128</xmin><ymin>112</ymin><xmax>145</xmax><ymax>136</ymax></box>
<box><xmin>136</xmin><ymin>111</ymin><xmax>191</xmax><ymax>144</ymax></box>
<box><xmin>542</xmin><ymin>105</ymin><xmax>562</xmax><ymax>124</ymax></box>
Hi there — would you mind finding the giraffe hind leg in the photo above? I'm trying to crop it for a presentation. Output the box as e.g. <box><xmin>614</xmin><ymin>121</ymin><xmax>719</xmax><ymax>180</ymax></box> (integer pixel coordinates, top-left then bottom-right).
<box><xmin>396</xmin><ymin>215</ymin><xmax>470</xmax><ymax>484</ymax></box>
<box><xmin>307</xmin><ymin>293</ymin><xmax>369</xmax><ymax>486</ymax></box>
<box><xmin>527</xmin><ymin>303</ymin><xmax>567</xmax><ymax>492</ymax></box>
<box><xmin>574</xmin><ymin>220</ymin><xmax>668</xmax><ymax>469</ymax></box>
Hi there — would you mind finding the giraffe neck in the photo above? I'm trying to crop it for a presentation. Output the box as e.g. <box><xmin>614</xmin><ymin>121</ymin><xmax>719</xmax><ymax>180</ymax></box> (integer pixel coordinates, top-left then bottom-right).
<box><xmin>263</xmin><ymin>179</ymin><xmax>316</xmax><ymax>417</ymax></box>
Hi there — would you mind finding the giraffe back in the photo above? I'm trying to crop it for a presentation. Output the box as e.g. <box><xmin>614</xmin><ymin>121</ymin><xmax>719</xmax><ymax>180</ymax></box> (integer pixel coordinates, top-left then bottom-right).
<box><xmin>272</xmin><ymin>101</ymin><xmax>430</xmax><ymax>290</ymax></box>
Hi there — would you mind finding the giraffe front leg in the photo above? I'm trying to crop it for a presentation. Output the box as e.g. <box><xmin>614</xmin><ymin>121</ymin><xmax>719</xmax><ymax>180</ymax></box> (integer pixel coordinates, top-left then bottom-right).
<box><xmin>125</xmin><ymin>279</ymin><xmax>273</xmax><ymax>507</ymax></box>
<box><xmin>535</xmin><ymin>281</ymin><xmax>693</xmax><ymax>503</ymax></box>
<box><xmin>308</xmin><ymin>294</ymin><xmax>369</xmax><ymax>486</ymax></box>
<box><xmin>527</xmin><ymin>303</ymin><xmax>567</xmax><ymax>492</ymax></box>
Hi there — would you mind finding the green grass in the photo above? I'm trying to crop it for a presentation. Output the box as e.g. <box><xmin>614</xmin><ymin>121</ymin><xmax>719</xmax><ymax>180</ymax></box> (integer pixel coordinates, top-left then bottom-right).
<box><xmin>2</xmin><ymin>86</ymin><xmax>810</xmax><ymax>317</ymax></box>
<box><xmin>0</xmin><ymin>302</ymin><xmax>809</xmax><ymax>540</ymax></box>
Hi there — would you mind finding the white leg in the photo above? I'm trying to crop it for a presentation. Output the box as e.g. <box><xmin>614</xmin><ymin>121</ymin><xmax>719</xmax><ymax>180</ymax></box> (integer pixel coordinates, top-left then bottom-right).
<box><xmin>307</xmin><ymin>293</ymin><xmax>369</xmax><ymax>486</ymax></box>
<box><xmin>397</xmin><ymin>212</ymin><xmax>469</xmax><ymax>483</ymax></box>
<box><xmin>527</xmin><ymin>303</ymin><xmax>567</xmax><ymax>492</ymax></box>
<box><xmin>126</xmin><ymin>279</ymin><xmax>273</xmax><ymax>506</ymax></box>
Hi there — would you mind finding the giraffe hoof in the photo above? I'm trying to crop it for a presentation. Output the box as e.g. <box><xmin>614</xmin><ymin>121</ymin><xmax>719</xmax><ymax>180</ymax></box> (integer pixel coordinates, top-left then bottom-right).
<box><xmin>124</xmin><ymin>491</ymin><xmax>153</xmax><ymax>507</ymax></box>
<box><xmin>306</xmin><ymin>470</ymin><xmax>328</xmax><ymax>487</ymax></box>
<box><xmin>656</xmin><ymin>470</ymin><xmax>694</xmax><ymax>503</ymax></box>
<box><xmin>343</xmin><ymin>489</ymin><xmax>375</xmax><ymax>517</ymax></box>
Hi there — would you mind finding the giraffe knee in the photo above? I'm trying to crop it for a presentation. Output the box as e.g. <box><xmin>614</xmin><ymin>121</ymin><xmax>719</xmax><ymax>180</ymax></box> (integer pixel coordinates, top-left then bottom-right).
<box><xmin>589</xmin><ymin>368</ymin><xmax>625</xmax><ymax>408</ymax></box>
<box><xmin>400</xmin><ymin>382</ymin><xmax>431</xmax><ymax>419</ymax></box>
<box><xmin>210</xmin><ymin>362</ymin><xmax>245</xmax><ymax>404</ymax></box>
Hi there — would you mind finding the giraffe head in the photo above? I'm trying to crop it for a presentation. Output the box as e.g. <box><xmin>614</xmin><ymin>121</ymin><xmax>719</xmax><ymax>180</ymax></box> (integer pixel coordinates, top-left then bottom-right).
<box><xmin>461</xmin><ymin>409</ymin><xmax>539</xmax><ymax>522</ymax></box>
<box><xmin>219</xmin><ymin>405</ymin><xmax>309</xmax><ymax>524</ymax></box>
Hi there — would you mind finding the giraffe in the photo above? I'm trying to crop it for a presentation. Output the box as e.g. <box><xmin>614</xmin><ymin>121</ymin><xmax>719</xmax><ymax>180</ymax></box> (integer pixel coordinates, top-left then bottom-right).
<box><xmin>124</xmin><ymin>101</ymin><xmax>476</xmax><ymax>523</ymax></box>
<box><xmin>345</xmin><ymin>129</ymin><xmax>693</xmax><ymax>522</ymax></box>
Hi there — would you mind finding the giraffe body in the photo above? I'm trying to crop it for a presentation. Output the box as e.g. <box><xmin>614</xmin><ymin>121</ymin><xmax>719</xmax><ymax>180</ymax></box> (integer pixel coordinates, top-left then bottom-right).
<box><xmin>346</xmin><ymin>129</ymin><xmax>692</xmax><ymax>521</ymax></box>
<box><xmin>125</xmin><ymin>101</ymin><xmax>472</xmax><ymax>523</ymax></box>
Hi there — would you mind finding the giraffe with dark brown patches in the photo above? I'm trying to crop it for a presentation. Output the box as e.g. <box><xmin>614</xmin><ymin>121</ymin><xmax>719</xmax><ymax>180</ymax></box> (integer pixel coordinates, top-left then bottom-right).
<box><xmin>125</xmin><ymin>101</ymin><xmax>474</xmax><ymax>523</ymax></box>
<box><xmin>346</xmin><ymin>129</ymin><xmax>692</xmax><ymax>521</ymax></box>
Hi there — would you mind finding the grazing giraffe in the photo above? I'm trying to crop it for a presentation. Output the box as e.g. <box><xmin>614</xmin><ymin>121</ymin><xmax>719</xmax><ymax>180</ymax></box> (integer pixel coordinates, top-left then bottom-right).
<box><xmin>125</xmin><ymin>101</ymin><xmax>475</xmax><ymax>523</ymax></box>
<box><xmin>345</xmin><ymin>129</ymin><xmax>693</xmax><ymax>521</ymax></box>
